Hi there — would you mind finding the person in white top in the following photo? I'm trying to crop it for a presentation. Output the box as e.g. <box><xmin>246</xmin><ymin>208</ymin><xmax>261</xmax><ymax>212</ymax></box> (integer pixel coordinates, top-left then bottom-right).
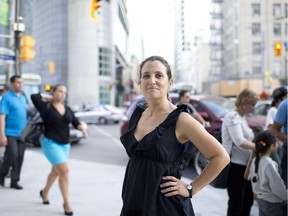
<box><xmin>250</xmin><ymin>130</ymin><xmax>287</xmax><ymax>216</ymax></box>
<box><xmin>221</xmin><ymin>89</ymin><xmax>258</xmax><ymax>216</ymax></box>
<box><xmin>265</xmin><ymin>87</ymin><xmax>287</xmax><ymax>167</ymax></box>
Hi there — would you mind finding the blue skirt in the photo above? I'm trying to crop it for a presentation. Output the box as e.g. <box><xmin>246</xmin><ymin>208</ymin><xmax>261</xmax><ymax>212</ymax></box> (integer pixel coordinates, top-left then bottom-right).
<box><xmin>41</xmin><ymin>136</ymin><xmax>70</xmax><ymax>165</ymax></box>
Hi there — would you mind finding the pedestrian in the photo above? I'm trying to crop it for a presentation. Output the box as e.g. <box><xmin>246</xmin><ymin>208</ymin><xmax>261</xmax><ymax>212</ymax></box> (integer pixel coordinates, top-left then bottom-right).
<box><xmin>272</xmin><ymin>98</ymin><xmax>288</xmax><ymax>188</ymax></box>
<box><xmin>0</xmin><ymin>75</ymin><xmax>27</xmax><ymax>190</ymax></box>
<box><xmin>265</xmin><ymin>86</ymin><xmax>287</xmax><ymax>167</ymax></box>
<box><xmin>221</xmin><ymin>88</ymin><xmax>258</xmax><ymax>216</ymax></box>
<box><xmin>120</xmin><ymin>56</ymin><xmax>230</xmax><ymax>215</ymax></box>
<box><xmin>31</xmin><ymin>84</ymin><xmax>88</xmax><ymax>216</ymax></box>
<box><xmin>178</xmin><ymin>90</ymin><xmax>208</xmax><ymax>126</ymax></box>
<box><xmin>249</xmin><ymin>130</ymin><xmax>287</xmax><ymax>216</ymax></box>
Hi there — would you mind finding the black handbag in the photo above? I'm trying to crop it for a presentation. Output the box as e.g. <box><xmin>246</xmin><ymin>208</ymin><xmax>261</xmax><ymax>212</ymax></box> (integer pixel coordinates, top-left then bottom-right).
<box><xmin>210</xmin><ymin>164</ymin><xmax>230</xmax><ymax>189</ymax></box>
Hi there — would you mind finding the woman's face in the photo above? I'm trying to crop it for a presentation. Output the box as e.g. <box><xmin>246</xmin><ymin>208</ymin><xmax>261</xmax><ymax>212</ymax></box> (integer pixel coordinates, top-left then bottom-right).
<box><xmin>244</xmin><ymin>101</ymin><xmax>256</xmax><ymax>114</ymax></box>
<box><xmin>180</xmin><ymin>92</ymin><xmax>190</xmax><ymax>104</ymax></box>
<box><xmin>52</xmin><ymin>85</ymin><xmax>67</xmax><ymax>103</ymax></box>
<box><xmin>140</xmin><ymin>60</ymin><xmax>172</xmax><ymax>100</ymax></box>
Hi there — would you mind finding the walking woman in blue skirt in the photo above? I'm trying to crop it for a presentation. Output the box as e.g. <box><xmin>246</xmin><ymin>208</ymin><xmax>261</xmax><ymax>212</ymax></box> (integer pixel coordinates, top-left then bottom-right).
<box><xmin>31</xmin><ymin>84</ymin><xmax>88</xmax><ymax>215</ymax></box>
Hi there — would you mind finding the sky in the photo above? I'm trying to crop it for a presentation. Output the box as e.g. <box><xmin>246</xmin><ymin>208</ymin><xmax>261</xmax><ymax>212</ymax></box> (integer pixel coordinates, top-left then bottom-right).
<box><xmin>127</xmin><ymin>0</ymin><xmax>211</xmax><ymax>65</ymax></box>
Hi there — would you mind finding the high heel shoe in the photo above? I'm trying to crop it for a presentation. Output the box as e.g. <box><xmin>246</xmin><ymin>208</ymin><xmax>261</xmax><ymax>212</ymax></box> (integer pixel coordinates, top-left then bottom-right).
<box><xmin>39</xmin><ymin>190</ymin><xmax>50</xmax><ymax>205</ymax></box>
<box><xmin>63</xmin><ymin>204</ymin><xmax>73</xmax><ymax>216</ymax></box>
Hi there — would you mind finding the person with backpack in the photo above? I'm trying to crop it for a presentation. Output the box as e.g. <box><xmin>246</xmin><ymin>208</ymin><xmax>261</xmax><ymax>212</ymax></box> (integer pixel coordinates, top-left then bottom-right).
<box><xmin>31</xmin><ymin>84</ymin><xmax>88</xmax><ymax>216</ymax></box>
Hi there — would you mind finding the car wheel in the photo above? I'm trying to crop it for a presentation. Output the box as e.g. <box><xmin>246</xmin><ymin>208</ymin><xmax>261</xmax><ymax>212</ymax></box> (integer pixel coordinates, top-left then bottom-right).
<box><xmin>194</xmin><ymin>151</ymin><xmax>208</xmax><ymax>175</ymax></box>
<box><xmin>98</xmin><ymin>117</ymin><xmax>107</xmax><ymax>124</ymax></box>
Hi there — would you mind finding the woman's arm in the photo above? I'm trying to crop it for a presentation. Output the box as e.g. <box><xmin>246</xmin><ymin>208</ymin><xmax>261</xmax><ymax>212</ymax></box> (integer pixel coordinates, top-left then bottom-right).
<box><xmin>227</xmin><ymin>122</ymin><xmax>255</xmax><ymax>151</ymax></box>
<box><xmin>69</xmin><ymin>107</ymin><xmax>88</xmax><ymax>138</ymax></box>
<box><xmin>160</xmin><ymin>112</ymin><xmax>229</xmax><ymax>198</ymax></box>
<box><xmin>31</xmin><ymin>93</ymin><xmax>52</xmax><ymax>112</ymax></box>
<box><xmin>178</xmin><ymin>113</ymin><xmax>230</xmax><ymax>195</ymax></box>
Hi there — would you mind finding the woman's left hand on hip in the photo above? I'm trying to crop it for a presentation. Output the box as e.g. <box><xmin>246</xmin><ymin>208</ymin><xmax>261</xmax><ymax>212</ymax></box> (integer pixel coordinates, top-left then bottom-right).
<box><xmin>160</xmin><ymin>176</ymin><xmax>190</xmax><ymax>198</ymax></box>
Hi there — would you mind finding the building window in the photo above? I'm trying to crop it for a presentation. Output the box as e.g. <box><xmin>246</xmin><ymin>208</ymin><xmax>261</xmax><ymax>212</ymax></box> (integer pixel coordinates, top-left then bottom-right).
<box><xmin>273</xmin><ymin>62</ymin><xmax>281</xmax><ymax>77</ymax></box>
<box><xmin>252</xmin><ymin>66</ymin><xmax>261</xmax><ymax>75</ymax></box>
<box><xmin>285</xmin><ymin>4</ymin><xmax>288</xmax><ymax>17</ymax></box>
<box><xmin>99</xmin><ymin>85</ymin><xmax>110</xmax><ymax>105</ymax></box>
<box><xmin>273</xmin><ymin>23</ymin><xmax>281</xmax><ymax>36</ymax></box>
<box><xmin>251</xmin><ymin>4</ymin><xmax>260</xmax><ymax>16</ymax></box>
<box><xmin>99</xmin><ymin>47</ymin><xmax>112</xmax><ymax>76</ymax></box>
<box><xmin>273</xmin><ymin>4</ymin><xmax>281</xmax><ymax>17</ymax></box>
<box><xmin>252</xmin><ymin>23</ymin><xmax>261</xmax><ymax>36</ymax></box>
<box><xmin>252</xmin><ymin>42</ymin><xmax>261</xmax><ymax>55</ymax></box>
<box><xmin>285</xmin><ymin>23</ymin><xmax>288</xmax><ymax>36</ymax></box>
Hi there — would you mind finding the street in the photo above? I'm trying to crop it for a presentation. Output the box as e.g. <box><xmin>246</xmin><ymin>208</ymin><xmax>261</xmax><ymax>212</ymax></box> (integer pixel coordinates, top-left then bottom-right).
<box><xmin>28</xmin><ymin>123</ymin><xmax>258</xmax><ymax>216</ymax></box>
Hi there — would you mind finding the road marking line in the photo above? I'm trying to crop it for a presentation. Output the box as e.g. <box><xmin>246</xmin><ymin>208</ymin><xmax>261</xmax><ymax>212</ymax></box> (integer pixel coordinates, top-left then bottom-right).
<box><xmin>93</xmin><ymin>126</ymin><xmax>123</xmax><ymax>148</ymax></box>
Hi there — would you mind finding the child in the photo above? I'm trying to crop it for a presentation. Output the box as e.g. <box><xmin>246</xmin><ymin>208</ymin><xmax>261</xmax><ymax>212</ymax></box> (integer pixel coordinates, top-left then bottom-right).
<box><xmin>250</xmin><ymin>130</ymin><xmax>287</xmax><ymax>216</ymax></box>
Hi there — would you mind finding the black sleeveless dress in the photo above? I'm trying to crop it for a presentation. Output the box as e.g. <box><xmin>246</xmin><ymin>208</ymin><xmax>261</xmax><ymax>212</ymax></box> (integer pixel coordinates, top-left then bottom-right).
<box><xmin>120</xmin><ymin>104</ymin><xmax>195</xmax><ymax>216</ymax></box>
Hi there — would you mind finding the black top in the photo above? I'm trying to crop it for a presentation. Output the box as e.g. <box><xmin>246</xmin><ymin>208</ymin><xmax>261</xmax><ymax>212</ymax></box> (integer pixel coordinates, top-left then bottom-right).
<box><xmin>31</xmin><ymin>93</ymin><xmax>80</xmax><ymax>144</ymax></box>
<box><xmin>120</xmin><ymin>104</ymin><xmax>194</xmax><ymax>216</ymax></box>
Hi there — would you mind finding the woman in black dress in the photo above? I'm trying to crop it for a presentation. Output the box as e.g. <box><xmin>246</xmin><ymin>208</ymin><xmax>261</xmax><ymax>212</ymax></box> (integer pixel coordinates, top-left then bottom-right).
<box><xmin>120</xmin><ymin>56</ymin><xmax>230</xmax><ymax>216</ymax></box>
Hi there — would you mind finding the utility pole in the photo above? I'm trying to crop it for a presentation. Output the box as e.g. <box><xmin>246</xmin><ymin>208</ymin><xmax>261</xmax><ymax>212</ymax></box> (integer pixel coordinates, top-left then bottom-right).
<box><xmin>13</xmin><ymin>0</ymin><xmax>25</xmax><ymax>76</ymax></box>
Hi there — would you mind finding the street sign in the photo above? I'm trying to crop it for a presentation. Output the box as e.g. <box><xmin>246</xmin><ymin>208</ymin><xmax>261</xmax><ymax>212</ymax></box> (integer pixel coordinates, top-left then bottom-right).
<box><xmin>0</xmin><ymin>54</ymin><xmax>15</xmax><ymax>61</ymax></box>
<box><xmin>0</xmin><ymin>47</ymin><xmax>15</xmax><ymax>65</ymax></box>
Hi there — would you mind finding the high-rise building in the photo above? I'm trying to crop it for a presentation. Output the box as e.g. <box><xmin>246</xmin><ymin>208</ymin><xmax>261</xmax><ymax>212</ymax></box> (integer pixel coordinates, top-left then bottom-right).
<box><xmin>21</xmin><ymin>0</ymin><xmax>129</xmax><ymax>107</ymax></box>
<box><xmin>210</xmin><ymin>0</ymin><xmax>287</xmax><ymax>96</ymax></box>
<box><xmin>174</xmin><ymin>0</ymin><xmax>186</xmax><ymax>82</ymax></box>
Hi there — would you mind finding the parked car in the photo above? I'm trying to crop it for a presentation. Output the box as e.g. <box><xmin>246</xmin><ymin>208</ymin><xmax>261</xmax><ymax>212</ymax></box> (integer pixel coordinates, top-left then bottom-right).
<box><xmin>246</xmin><ymin>100</ymin><xmax>271</xmax><ymax>131</ymax></box>
<box><xmin>75</xmin><ymin>106</ymin><xmax>114</xmax><ymax>124</ymax></box>
<box><xmin>101</xmin><ymin>105</ymin><xmax>125</xmax><ymax>123</ymax></box>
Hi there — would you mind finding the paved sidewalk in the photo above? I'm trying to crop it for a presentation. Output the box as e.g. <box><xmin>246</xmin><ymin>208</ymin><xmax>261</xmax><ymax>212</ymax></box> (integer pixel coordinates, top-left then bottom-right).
<box><xmin>0</xmin><ymin>150</ymin><xmax>258</xmax><ymax>216</ymax></box>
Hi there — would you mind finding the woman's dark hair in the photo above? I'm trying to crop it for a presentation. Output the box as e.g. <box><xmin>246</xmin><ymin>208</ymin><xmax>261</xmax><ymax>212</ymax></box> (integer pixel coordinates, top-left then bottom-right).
<box><xmin>179</xmin><ymin>90</ymin><xmax>189</xmax><ymax>100</ymax></box>
<box><xmin>271</xmin><ymin>86</ymin><xmax>288</xmax><ymax>106</ymax></box>
<box><xmin>252</xmin><ymin>130</ymin><xmax>276</xmax><ymax>183</ymax></box>
<box><xmin>137</xmin><ymin>56</ymin><xmax>172</xmax><ymax>101</ymax></box>
<box><xmin>137</xmin><ymin>56</ymin><xmax>172</xmax><ymax>84</ymax></box>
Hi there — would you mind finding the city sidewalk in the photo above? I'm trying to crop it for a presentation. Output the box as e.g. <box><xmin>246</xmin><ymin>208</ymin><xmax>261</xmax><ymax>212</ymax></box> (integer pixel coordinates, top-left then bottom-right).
<box><xmin>0</xmin><ymin>150</ymin><xmax>258</xmax><ymax>216</ymax></box>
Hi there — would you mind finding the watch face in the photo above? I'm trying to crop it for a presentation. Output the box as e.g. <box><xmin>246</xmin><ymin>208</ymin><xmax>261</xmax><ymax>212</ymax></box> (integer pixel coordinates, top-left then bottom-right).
<box><xmin>187</xmin><ymin>184</ymin><xmax>192</xmax><ymax>190</ymax></box>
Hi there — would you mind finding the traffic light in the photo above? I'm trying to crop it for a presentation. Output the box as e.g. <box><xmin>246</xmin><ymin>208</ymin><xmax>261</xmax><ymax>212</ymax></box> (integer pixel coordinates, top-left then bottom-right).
<box><xmin>45</xmin><ymin>85</ymin><xmax>51</xmax><ymax>92</ymax></box>
<box><xmin>274</xmin><ymin>42</ymin><xmax>282</xmax><ymax>57</ymax></box>
<box><xmin>49</xmin><ymin>61</ymin><xmax>55</xmax><ymax>74</ymax></box>
<box><xmin>90</xmin><ymin>0</ymin><xmax>101</xmax><ymax>21</ymax></box>
<box><xmin>20</xmin><ymin>35</ymin><xmax>35</xmax><ymax>61</ymax></box>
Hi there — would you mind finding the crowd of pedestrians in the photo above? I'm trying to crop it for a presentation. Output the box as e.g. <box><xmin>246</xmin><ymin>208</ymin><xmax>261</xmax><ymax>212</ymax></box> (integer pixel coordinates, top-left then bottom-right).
<box><xmin>0</xmin><ymin>68</ymin><xmax>287</xmax><ymax>216</ymax></box>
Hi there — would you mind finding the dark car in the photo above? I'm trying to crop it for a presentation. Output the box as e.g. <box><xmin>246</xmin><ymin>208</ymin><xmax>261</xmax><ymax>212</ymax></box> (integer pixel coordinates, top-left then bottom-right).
<box><xmin>120</xmin><ymin>93</ymin><xmax>236</xmax><ymax>172</ymax></box>
<box><xmin>25</xmin><ymin>106</ymin><xmax>85</xmax><ymax>147</ymax></box>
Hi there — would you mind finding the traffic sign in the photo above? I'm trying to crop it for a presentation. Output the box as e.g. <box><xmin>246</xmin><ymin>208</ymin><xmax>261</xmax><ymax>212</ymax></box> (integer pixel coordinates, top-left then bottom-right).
<box><xmin>0</xmin><ymin>47</ymin><xmax>15</xmax><ymax>65</ymax></box>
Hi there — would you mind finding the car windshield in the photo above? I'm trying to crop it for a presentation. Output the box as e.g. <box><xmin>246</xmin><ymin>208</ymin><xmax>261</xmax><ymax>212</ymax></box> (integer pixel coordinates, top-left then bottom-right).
<box><xmin>201</xmin><ymin>98</ymin><xmax>234</xmax><ymax>119</ymax></box>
